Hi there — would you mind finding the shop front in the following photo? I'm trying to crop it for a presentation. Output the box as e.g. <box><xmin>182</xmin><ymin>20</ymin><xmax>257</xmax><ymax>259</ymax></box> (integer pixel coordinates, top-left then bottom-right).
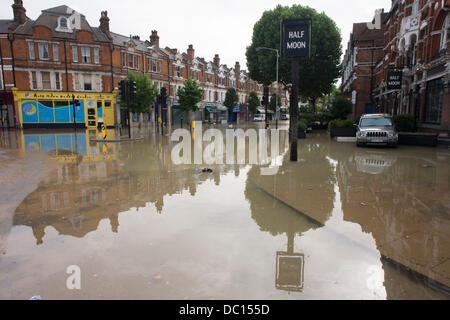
<box><xmin>12</xmin><ymin>89</ymin><xmax>117</xmax><ymax>129</ymax></box>
<box><xmin>0</xmin><ymin>91</ymin><xmax>16</xmax><ymax>129</ymax></box>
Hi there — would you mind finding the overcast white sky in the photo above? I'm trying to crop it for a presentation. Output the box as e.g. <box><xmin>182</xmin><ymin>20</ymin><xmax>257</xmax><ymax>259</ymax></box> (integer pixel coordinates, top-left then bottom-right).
<box><xmin>0</xmin><ymin>0</ymin><xmax>391</xmax><ymax>69</ymax></box>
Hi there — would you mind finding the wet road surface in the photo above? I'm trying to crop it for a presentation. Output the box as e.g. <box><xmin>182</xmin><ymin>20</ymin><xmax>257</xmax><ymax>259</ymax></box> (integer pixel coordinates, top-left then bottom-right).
<box><xmin>0</xmin><ymin>125</ymin><xmax>449</xmax><ymax>300</ymax></box>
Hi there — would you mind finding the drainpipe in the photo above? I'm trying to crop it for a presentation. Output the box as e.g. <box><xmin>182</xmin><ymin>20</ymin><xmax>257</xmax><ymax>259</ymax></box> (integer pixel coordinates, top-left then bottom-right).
<box><xmin>110</xmin><ymin>44</ymin><xmax>114</xmax><ymax>92</ymax></box>
<box><xmin>63</xmin><ymin>40</ymin><xmax>69</xmax><ymax>91</ymax></box>
<box><xmin>8</xmin><ymin>33</ymin><xmax>15</xmax><ymax>87</ymax></box>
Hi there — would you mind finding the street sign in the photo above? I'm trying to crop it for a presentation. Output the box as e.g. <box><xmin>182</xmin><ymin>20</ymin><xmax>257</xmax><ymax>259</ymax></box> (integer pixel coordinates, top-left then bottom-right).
<box><xmin>387</xmin><ymin>71</ymin><xmax>403</xmax><ymax>90</ymax></box>
<box><xmin>281</xmin><ymin>18</ymin><xmax>312</xmax><ymax>58</ymax></box>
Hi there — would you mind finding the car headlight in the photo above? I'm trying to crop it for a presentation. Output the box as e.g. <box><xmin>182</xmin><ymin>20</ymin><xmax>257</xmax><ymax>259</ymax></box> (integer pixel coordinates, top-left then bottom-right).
<box><xmin>358</xmin><ymin>132</ymin><xmax>367</xmax><ymax>137</ymax></box>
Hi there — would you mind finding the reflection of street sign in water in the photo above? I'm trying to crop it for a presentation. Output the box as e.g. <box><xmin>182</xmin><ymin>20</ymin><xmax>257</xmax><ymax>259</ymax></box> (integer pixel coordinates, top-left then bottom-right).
<box><xmin>276</xmin><ymin>252</ymin><xmax>304</xmax><ymax>292</ymax></box>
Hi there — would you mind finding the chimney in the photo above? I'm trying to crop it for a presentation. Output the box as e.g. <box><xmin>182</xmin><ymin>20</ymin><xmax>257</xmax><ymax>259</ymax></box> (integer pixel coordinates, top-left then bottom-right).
<box><xmin>99</xmin><ymin>11</ymin><xmax>110</xmax><ymax>36</ymax></box>
<box><xmin>214</xmin><ymin>54</ymin><xmax>220</xmax><ymax>67</ymax></box>
<box><xmin>132</xmin><ymin>35</ymin><xmax>140</xmax><ymax>41</ymax></box>
<box><xmin>235</xmin><ymin>61</ymin><xmax>240</xmax><ymax>74</ymax></box>
<box><xmin>12</xmin><ymin>0</ymin><xmax>27</xmax><ymax>25</ymax></box>
<box><xmin>187</xmin><ymin>44</ymin><xmax>195</xmax><ymax>60</ymax></box>
<box><xmin>150</xmin><ymin>30</ymin><xmax>160</xmax><ymax>48</ymax></box>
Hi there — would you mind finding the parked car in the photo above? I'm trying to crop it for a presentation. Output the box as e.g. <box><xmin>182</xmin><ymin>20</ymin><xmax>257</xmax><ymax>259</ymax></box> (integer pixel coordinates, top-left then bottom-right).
<box><xmin>253</xmin><ymin>114</ymin><xmax>265</xmax><ymax>122</ymax></box>
<box><xmin>280</xmin><ymin>114</ymin><xmax>290</xmax><ymax>121</ymax></box>
<box><xmin>356</xmin><ymin>114</ymin><xmax>398</xmax><ymax>147</ymax></box>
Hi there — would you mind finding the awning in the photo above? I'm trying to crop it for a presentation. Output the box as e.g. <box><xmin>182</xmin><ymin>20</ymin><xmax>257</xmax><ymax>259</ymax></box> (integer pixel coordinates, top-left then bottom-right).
<box><xmin>217</xmin><ymin>106</ymin><xmax>228</xmax><ymax>112</ymax></box>
<box><xmin>206</xmin><ymin>106</ymin><xmax>218</xmax><ymax>112</ymax></box>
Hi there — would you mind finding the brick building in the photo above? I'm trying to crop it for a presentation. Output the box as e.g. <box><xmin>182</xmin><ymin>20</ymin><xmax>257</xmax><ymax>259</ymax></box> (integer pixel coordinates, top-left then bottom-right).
<box><xmin>0</xmin><ymin>1</ymin><xmax>287</xmax><ymax>129</ymax></box>
<box><xmin>342</xmin><ymin>11</ymin><xmax>388</xmax><ymax>120</ymax></box>
<box><xmin>372</xmin><ymin>0</ymin><xmax>450</xmax><ymax>134</ymax></box>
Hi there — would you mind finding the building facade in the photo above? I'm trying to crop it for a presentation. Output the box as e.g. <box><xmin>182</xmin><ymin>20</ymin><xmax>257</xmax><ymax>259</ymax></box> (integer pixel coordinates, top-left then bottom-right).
<box><xmin>371</xmin><ymin>0</ymin><xmax>450</xmax><ymax>134</ymax></box>
<box><xmin>0</xmin><ymin>1</ymin><xmax>287</xmax><ymax>129</ymax></box>
<box><xmin>342</xmin><ymin>12</ymin><xmax>388</xmax><ymax>120</ymax></box>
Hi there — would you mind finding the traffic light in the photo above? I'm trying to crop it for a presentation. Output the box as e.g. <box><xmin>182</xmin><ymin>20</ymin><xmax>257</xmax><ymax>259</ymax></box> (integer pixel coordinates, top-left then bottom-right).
<box><xmin>263</xmin><ymin>86</ymin><xmax>270</xmax><ymax>105</ymax></box>
<box><xmin>160</xmin><ymin>87</ymin><xmax>167</xmax><ymax>109</ymax></box>
<box><xmin>118</xmin><ymin>80</ymin><xmax>127</xmax><ymax>102</ymax></box>
<box><xmin>129</xmin><ymin>81</ymin><xmax>137</xmax><ymax>100</ymax></box>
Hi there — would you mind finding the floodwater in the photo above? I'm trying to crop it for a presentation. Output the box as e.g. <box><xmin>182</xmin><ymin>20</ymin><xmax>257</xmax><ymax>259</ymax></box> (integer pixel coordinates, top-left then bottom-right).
<box><xmin>0</xmin><ymin>124</ymin><xmax>449</xmax><ymax>300</ymax></box>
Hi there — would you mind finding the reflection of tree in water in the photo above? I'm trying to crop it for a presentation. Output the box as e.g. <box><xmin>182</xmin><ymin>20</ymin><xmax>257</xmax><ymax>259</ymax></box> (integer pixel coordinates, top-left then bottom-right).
<box><xmin>247</xmin><ymin>135</ymin><xmax>335</xmax><ymax>226</ymax></box>
<box><xmin>245</xmin><ymin>182</ymin><xmax>320</xmax><ymax>237</ymax></box>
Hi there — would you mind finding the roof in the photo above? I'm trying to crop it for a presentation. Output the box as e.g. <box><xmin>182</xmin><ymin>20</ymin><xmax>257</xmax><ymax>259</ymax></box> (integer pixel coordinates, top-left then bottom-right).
<box><xmin>0</xmin><ymin>19</ymin><xmax>14</xmax><ymax>33</ymax></box>
<box><xmin>13</xmin><ymin>6</ymin><xmax>110</xmax><ymax>42</ymax></box>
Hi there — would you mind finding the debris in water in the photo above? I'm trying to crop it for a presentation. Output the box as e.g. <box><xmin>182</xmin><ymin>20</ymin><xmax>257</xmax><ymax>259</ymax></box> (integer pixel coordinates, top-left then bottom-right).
<box><xmin>202</xmin><ymin>168</ymin><xmax>213</xmax><ymax>173</ymax></box>
<box><xmin>360</xmin><ymin>202</ymin><xmax>368</xmax><ymax>206</ymax></box>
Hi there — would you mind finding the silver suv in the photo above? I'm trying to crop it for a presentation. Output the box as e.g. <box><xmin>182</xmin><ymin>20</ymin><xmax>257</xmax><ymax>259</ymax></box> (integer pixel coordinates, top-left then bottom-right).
<box><xmin>356</xmin><ymin>114</ymin><xmax>398</xmax><ymax>147</ymax></box>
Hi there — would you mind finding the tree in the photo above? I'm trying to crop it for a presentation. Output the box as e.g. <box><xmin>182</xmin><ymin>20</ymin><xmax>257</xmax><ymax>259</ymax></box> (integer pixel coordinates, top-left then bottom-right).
<box><xmin>177</xmin><ymin>78</ymin><xmax>203</xmax><ymax>125</ymax></box>
<box><xmin>224</xmin><ymin>87</ymin><xmax>238</xmax><ymax>110</ymax></box>
<box><xmin>248</xmin><ymin>91</ymin><xmax>260</xmax><ymax>116</ymax></box>
<box><xmin>122</xmin><ymin>72</ymin><xmax>158</xmax><ymax>113</ymax></box>
<box><xmin>330</xmin><ymin>96</ymin><xmax>352</xmax><ymax>120</ymax></box>
<box><xmin>269</xmin><ymin>93</ymin><xmax>282</xmax><ymax>111</ymax></box>
<box><xmin>246</xmin><ymin>5</ymin><xmax>342</xmax><ymax>102</ymax></box>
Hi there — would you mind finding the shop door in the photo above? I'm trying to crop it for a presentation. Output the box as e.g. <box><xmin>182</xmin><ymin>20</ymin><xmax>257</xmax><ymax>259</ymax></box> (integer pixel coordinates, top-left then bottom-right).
<box><xmin>87</xmin><ymin>107</ymin><xmax>97</xmax><ymax>128</ymax></box>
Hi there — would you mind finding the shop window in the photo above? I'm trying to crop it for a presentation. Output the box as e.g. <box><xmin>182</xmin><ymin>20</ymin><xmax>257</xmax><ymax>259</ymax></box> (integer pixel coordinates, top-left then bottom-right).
<box><xmin>41</xmin><ymin>72</ymin><xmax>51</xmax><ymax>90</ymax></box>
<box><xmin>38</xmin><ymin>43</ymin><xmax>49</xmax><ymax>60</ymax></box>
<box><xmin>105</xmin><ymin>101</ymin><xmax>112</xmax><ymax>108</ymax></box>
<box><xmin>424</xmin><ymin>79</ymin><xmax>444</xmax><ymax>124</ymax></box>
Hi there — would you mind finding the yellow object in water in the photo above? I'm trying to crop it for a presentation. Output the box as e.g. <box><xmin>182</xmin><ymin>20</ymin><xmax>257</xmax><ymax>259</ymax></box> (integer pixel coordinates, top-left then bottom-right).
<box><xmin>101</xmin><ymin>125</ymin><xmax>107</xmax><ymax>140</ymax></box>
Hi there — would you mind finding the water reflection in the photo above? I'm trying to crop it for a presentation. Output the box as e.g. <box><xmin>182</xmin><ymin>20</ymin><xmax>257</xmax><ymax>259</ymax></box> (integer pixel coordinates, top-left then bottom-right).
<box><xmin>1</xmin><ymin>127</ymin><xmax>449</xmax><ymax>299</ymax></box>
<box><xmin>329</xmin><ymin>141</ymin><xmax>450</xmax><ymax>297</ymax></box>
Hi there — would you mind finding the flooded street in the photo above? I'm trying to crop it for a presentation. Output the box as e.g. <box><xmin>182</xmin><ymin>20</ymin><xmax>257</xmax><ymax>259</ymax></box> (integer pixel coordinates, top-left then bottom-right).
<box><xmin>0</xmin><ymin>125</ymin><xmax>449</xmax><ymax>300</ymax></box>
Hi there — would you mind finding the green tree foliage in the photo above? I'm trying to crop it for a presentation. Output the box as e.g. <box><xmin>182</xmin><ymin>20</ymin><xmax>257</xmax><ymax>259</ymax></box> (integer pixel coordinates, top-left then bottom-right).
<box><xmin>177</xmin><ymin>78</ymin><xmax>203</xmax><ymax>113</ymax></box>
<box><xmin>330</xmin><ymin>96</ymin><xmax>352</xmax><ymax>120</ymax></box>
<box><xmin>246</xmin><ymin>5</ymin><xmax>342</xmax><ymax>102</ymax></box>
<box><xmin>269</xmin><ymin>93</ymin><xmax>282</xmax><ymax>111</ymax></box>
<box><xmin>122</xmin><ymin>72</ymin><xmax>158</xmax><ymax>113</ymax></box>
<box><xmin>248</xmin><ymin>91</ymin><xmax>261</xmax><ymax>115</ymax></box>
<box><xmin>224</xmin><ymin>87</ymin><xmax>239</xmax><ymax>110</ymax></box>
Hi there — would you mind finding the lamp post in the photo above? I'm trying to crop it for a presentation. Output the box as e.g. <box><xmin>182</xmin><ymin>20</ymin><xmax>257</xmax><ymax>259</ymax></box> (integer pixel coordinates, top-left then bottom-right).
<box><xmin>256</xmin><ymin>47</ymin><xmax>280</xmax><ymax>129</ymax></box>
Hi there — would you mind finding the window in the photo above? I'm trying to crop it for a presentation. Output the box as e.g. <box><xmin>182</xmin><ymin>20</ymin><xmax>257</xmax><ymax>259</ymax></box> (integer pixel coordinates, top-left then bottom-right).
<box><xmin>41</xmin><ymin>72</ymin><xmax>51</xmax><ymax>90</ymax></box>
<box><xmin>53</xmin><ymin>44</ymin><xmax>59</xmax><ymax>61</ymax></box>
<box><xmin>81</xmin><ymin>47</ymin><xmax>91</xmax><ymax>63</ymax></box>
<box><xmin>424</xmin><ymin>79</ymin><xmax>444</xmax><ymax>124</ymax></box>
<box><xmin>175</xmin><ymin>66</ymin><xmax>183</xmax><ymax>78</ymax></box>
<box><xmin>55</xmin><ymin>72</ymin><xmax>61</xmax><ymax>90</ymax></box>
<box><xmin>74</xmin><ymin>73</ymin><xmax>80</xmax><ymax>90</ymax></box>
<box><xmin>207</xmin><ymin>74</ymin><xmax>212</xmax><ymax>83</ymax></box>
<box><xmin>31</xmin><ymin>71</ymin><xmax>37</xmax><ymax>89</ymax></box>
<box><xmin>60</xmin><ymin>17</ymin><xmax>68</xmax><ymax>28</ymax></box>
<box><xmin>94</xmin><ymin>47</ymin><xmax>99</xmax><ymax>64</ymax></box>
<box><xmin>84</xmin><ymin>74</ymin><xmax>92</xmax><ymax>91</ymax></box>
<box><xmin>28</xmin><ymin>42</ymin><xmax>35</xmax><ymax>60</ymax></box>
<box><xmin>38</xmin><ymin>43</ymin><xmax>49</xmax><ymax>60</ymax></box>
<box><xmin>440</xmin><ymin>15</ymin><xmax>449</xmax><ymax>51</ymax></box>
<box><xmin>123</xmin><ymin>52</ymin><xmax>127</xmax><ymax>67</ymax></box>
<box><xmin>73</xmin><ymin>46</ymin><xmax>78</xmax><ymax>62</ymax></box>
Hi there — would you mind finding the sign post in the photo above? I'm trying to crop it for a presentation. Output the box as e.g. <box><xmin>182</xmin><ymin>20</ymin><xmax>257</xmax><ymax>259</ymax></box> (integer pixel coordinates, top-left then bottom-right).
<box><xmin>281</xmin><ymin>18</ymin><xmax>311</xmax><ymax>162</ymax></box>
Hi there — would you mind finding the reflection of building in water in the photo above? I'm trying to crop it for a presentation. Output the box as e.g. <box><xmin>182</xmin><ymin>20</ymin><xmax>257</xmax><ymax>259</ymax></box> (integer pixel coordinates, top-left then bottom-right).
<box><xmin>14</xmin><ymin>133</ymin><xmax>248</xmax><ymax>244</ymax></box>
<box><xmin>331</xmin><ymin>143</ymin><xmax>450</xmax><ymax>296</ymax></box>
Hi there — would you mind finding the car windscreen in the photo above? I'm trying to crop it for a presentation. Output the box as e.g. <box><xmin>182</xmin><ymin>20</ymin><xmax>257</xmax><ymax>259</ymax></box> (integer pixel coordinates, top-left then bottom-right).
<box><xmin>360</xmin><ymin>117</ymin><xmax>393</xmax><ymax>127</ymax></box>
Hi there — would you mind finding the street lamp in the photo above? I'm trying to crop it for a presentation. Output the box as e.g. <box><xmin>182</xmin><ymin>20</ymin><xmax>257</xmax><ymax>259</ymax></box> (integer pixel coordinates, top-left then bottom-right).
<box><xmin>256</xmin><ymin>47</ymin><xmax>280</xmax><ymax>129</ymax></box>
